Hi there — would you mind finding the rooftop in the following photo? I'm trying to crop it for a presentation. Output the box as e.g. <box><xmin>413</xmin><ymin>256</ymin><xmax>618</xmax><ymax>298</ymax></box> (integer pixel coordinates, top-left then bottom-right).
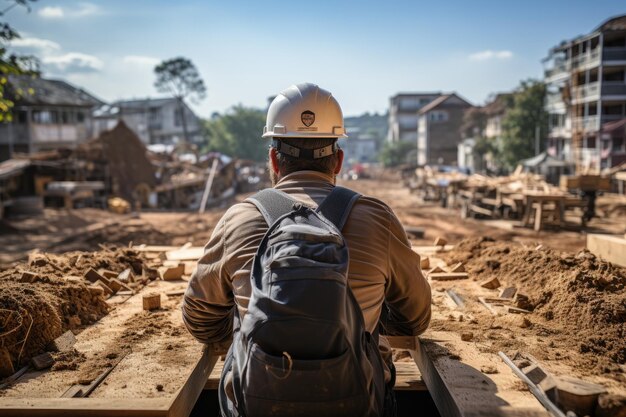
<box><xmin>8</xmin><ymin>75</ymin><xmax>104</xmax><ymax>108</ymax></box>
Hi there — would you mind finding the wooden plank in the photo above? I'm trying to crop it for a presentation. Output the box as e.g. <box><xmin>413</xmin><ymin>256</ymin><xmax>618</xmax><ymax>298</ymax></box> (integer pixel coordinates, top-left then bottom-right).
<box><xmin>394</xmin><ymin>360</ymin><xmax>426</xmax><ymax>391</ymax></box>
<box><xmin>388</xmin><ymin>335</ymin><xmax>418</xmax><ymax>350</ymax></box>
<box><xmin>587</xmin><ymin>234</ymin><xmax>626</xmax><ymax>267</ymax></box>
<box><xmin>167</xmin><ymin>346</ymin><xmax>219</xmax><ymax>417</ymax></box>
<box><xmin>412</xmin><ymin>334</ymin><xmax>551</xmax><ymax>417</ymax></box>
<box><xmin>429</xmin><ymin>272</ymin><xmax>469</xmax><ymax>281</ymax></box>
<box><xmin>0</xmin><ymin>398</ymin><xmax>170</xmax><ymax>417</ymax></box>
<box><xmin>165</xmin><ymin>248</ymin><xmax>204</xmax><ymax>262</ymax></box>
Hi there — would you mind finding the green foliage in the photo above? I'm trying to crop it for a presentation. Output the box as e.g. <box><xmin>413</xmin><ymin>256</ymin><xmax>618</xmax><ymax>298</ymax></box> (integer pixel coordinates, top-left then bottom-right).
<box><xmin>460</xmin><ymin>106</ymin><xmax>487</xmax><ymax>139</ymax></box>
<box><xmin>154</xmin><ymin>57</ymin><xmax>206</xmax><ymax>103</ymax></box>
<box><xmin>1</xmin><ymin>1</ymin><xmax>39</xmax><ymax>123</ymax></box>
<box><xmin>379</xmin><ymin>140</ymin><xmax>416</xmax><ymax>167</ymax></box>
<box><xmin>500</xmin><ymin>79</ymin><xmax>548</xmax><ymax>168</ymax></box>
<box><xmin>204</xmin><ymin>105</ymin><xmax>267</xmax><ymax>161</ymax></box>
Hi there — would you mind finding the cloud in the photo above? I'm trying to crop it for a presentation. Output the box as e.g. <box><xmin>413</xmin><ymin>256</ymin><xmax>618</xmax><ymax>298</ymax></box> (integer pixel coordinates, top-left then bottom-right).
<box><xmin>468</xmin><ymin>50</ymin><xmax>513</xmax><ymax>61</ymax></box>
<box><xmin>123</xmin><ymin>55</ymin><xmax>160</xmax><ymax>68</ymax></box>
<box><xmin>73</xmin><ymin>3</ymin><xmax>101</xmax><ymax>17</ymax></box>
<box><xmin>38</xmin><ymin>6</ymin><xmax>64</xmax><ymax>19</ymax></box>
<box><xmin>10</xmin><ymin>36</ymin><xmax>61</xmax><ymax>52</ymax></box>
<box><xmin>43</xmin><ymin>52</ymin><xmax>104</xmax><ymax>74</ymax></box>
<box><xmin>38</xmin><ymin>3</ymin><xmax>101</xmax><ymax>19</ymax></box>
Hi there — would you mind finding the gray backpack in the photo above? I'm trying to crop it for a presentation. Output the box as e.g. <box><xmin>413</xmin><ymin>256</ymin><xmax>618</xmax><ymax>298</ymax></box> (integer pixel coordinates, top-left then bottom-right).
<box><xmin>223</xmin><ymin>186</ymin><xmax>386</xmax><ymax>417</ymax></box>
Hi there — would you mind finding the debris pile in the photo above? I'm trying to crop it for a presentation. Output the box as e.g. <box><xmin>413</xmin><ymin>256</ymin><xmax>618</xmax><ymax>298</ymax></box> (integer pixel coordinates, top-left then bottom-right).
<box><xmin>444</xmin><ymin>237</ymin><xmax>626</xmax><ymax>367</ymax></box>
<box><xmin>0</xmin><ymin>247</ymin><xmax>155</xmax><ymax>375</ymax></box>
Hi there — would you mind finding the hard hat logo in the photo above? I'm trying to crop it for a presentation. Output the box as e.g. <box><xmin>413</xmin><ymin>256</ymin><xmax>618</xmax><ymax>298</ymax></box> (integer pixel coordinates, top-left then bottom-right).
<box><xmin>301</xmin><ymin>110</ymin><xmax>315</xmax><ymax>127</ymax></box>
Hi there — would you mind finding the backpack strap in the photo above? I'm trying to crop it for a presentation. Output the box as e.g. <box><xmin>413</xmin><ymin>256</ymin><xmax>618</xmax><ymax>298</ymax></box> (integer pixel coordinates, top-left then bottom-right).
<box><xmin>246</xmin><ymin>188</ymin><xmax>298</xmax><ymax>226</ymax></box>
<box><xmin>248</xmin><ymin>186</ymin><xmax>360</xmax><ymax>230</ymax></box>
<box><xmin>316</xmin><ymin>186</ymin><xmax>361</xmax><ymax>230</ymax></box>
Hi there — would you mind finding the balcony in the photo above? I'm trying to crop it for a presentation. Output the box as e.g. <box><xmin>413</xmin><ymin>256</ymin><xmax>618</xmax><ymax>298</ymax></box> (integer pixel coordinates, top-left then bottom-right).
<box><xmin>546</xmin><ymin>92</ymin><xmax>565</xmax><ymax>108</ymax></box>
<box><xmin>548</xmin><ymin>125</ymin><xmax>571</xmax><ymax>138</ymax></box>
<box><xmin>31</xmin><ymin>123</ymin><xmax>88</xmax><ymax>144</ymax></box>
<box><xmin>571</xmin><ymin>82</ymin><xmax>600</xmax><ymax>103</ymax></box>
<box><xmin>602</xmin><ymin>47</ymin><xmax>626</xmax><ymax>62</ymax></box>
<box><xmin>572</xmin><ymin>115</ymin><xmax>600</xmax><ymax>133</ymax></box>
<box><xmin>601</xmin><ymin>82</ymin><xmax>626</xmax><ymax>96</ymax></box>
<box><xmin>570</xmin><ymin>49</ymin><xmax>601</xmax><ymax>70</ymax></box>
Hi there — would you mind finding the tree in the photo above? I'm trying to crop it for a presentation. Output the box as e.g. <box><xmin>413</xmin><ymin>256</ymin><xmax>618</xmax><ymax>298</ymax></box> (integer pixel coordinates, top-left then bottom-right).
<box><xmin>500</xmin><ymin>79</ymin><xmax>548</xmax><ymax>168</ymax></box>
<box><xmin>0</xmin><ymin>0</ymin><xmax>39</xmax><ymax>123</ymax></box>
<box><xmin>154</xmin><ymin>57</ymin><xmax>206</xmax><ymax>143</ymax></box>
<box><xmin>379</xmin><ymin>141</ymin><xmax>416</xmax><ymax>167</ymax></box>
<box><xmin>204</xmin><ymin>105</ymin><xmax>267</xmax><ymax>161</ymax></box>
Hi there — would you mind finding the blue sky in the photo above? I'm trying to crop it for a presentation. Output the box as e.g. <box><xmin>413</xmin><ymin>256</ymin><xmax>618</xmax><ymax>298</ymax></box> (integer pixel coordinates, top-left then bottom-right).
<box><xmin>5</xmin><ymin>0</ymin><xmax>626</xmax><ymax>118</ymax></box>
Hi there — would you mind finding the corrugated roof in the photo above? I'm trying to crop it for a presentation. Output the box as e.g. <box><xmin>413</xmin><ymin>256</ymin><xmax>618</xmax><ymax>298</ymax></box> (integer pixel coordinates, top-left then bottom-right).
<box><xmin>8</xmin><ymin>75</ymin><xmax>103</xmax><ymax>107</ymax></box>
<box><xmin>0</xmin><ymin>159</ymin><xmax>30</xmax><ymax>180</ymax></box>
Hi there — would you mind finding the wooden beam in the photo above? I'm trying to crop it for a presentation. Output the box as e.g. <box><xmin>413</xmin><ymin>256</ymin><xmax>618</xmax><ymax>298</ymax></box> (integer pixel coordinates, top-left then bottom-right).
<box><xmin>587</xmin><ymin>234</ymin><xmax>626</xmax><ymax>267</ymax></box>
<box><xmin>411</xmin><ymin>335</ymin><xmax>551</xmax><ymax>417</ymax></box>
<box><xmin>167</xmin><ymin>346</ymin><xmax>219</xmax><ymax>417</ymax></box>
<box><xmin>0</xmin><ymin>398</ymin><xmax>170</xmax><ymax>417</ymax></box>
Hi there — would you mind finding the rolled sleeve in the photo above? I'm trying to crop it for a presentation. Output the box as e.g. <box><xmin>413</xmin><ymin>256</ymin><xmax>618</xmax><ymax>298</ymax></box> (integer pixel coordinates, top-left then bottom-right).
<box><xmin>182</xmin><ymin>216</ymin><xmax>234</xmax><ymax>344</ymax></box>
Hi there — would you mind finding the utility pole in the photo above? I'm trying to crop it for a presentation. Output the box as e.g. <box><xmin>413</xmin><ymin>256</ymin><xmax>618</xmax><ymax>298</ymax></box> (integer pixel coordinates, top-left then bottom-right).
<box><xmin>535</xmin><ymin>125</ymin><xmax>540</xmax><ymax>155</ymax></box>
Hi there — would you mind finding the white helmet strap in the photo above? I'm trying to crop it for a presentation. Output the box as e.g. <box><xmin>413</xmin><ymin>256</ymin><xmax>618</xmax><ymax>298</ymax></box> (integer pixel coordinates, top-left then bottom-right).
<box><xmin>272</xmin><ymin>139</ymin><xmax>338</xmax><ymax>160</ymax></box>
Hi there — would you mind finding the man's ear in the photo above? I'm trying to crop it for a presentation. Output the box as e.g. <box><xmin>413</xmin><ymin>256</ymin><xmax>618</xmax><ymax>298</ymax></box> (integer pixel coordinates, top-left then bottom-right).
<box><xmin>334</xmin><ymin>148</ymin><xmax>344</xmax><ymax>175</ymax></box>
<box><xmin>269</xmin><ymin>147</ymin><xmax>280</xmax><ymax>175</ymax></box>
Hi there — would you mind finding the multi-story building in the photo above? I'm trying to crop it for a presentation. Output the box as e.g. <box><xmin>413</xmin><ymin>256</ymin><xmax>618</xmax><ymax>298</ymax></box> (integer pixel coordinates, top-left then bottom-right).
<box><xmin>543</xmin><ymin>14</ymin><xmax>626</xmax><ymax>170</ymax></box>
<box><xmin>457</xmin><ymin>93</ymin><xmax>512</xmax><ymax>172</ymax></box>
<box><xmin>387</xmin><ymin>93</ymin><xmax>441</xmax><ymax>143</ymax></box>
<box><xmin>0</xmin><ymin>75</ymin><xmax>103</xmax><ymax>161</ymax></box>
<box><xmin>93</xmin><ymin>97</ymin><xmax>203</xmax><ymax>146</ymax></box>
<box><xmin>417</xmin><ymin>93</ymin><xmax>473</xmax><ymax>165</ymax></box>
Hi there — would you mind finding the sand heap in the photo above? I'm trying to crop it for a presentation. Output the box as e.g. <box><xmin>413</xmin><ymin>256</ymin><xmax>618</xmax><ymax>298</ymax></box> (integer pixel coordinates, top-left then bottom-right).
<box><xmin>444</xmin><ymin>237</ymin><xmax>626</xmax><ymax>366</ymax></box>
<box><xmin>0</xmin><ymin>247</ymin><xmax>148</xmax><ymax>372</ymax></box>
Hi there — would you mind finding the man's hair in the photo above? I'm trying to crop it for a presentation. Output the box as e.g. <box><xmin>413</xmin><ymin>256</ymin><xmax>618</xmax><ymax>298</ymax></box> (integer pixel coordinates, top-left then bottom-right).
<box><xmin>274</xmin><ymin>137</ymin><xmax>339</xmax><ymax>175</ymax></box>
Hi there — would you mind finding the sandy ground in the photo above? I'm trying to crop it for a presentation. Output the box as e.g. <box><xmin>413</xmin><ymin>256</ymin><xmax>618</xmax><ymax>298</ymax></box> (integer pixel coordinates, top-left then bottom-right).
<box><xmin>2</xmin><ymin>176</ymin><xmax>622</xmax><ymax>263</ymax></box>
<box><xmin>1</xmin><ymin>174</ymin><xmax>624</xmax><ymax>412</ymax></box>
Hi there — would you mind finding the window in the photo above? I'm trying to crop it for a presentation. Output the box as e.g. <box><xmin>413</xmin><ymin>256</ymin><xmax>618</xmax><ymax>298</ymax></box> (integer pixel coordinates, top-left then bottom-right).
<box><xmin>17</xmin><ymin>110</ymin><xmax>28</xmax><ymax>124</ymax></box>
<box><xmin>429</xmin><ymin>111</ymin><xmax>448</xmax><ymax>122</ymax></box>
<box><xmin>76</xmin><ymin>111</ymin><xmax>85</xmax><ymax>123</ymax></box>
<box><xmin>32</xmin><ymin>110</ymin><xmax>58</xmax><ymax>124</ymax></box>
<box><xmin>61</xmin><ymin>110</ymin><xmax>71</xmax><ymax>124</ymax></box>
<box><xmin>174</xmin><ymin>107</ymin><xmax>184</xmax><ymax>127</ymax></box>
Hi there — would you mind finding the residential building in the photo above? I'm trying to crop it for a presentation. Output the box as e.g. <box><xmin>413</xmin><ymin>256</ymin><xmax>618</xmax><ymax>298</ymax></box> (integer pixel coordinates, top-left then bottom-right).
<box><xmin>387</xmin><ymin>93</ymin><xmax>441</xmax><ymax>143</ymax></box>
<box><xmin>483</xmin><ymin>93</ymin><xmax>513</xmax><ymax>142</ymax></box>
<box><xmin>93</xmin><ymin>97</ymin><xmax>203</xmax><ymax>146</ymax></box>
<box><xmin>0</xmin><ymin>75</ymin><xmax>103</xmax><ymax>161</ymax></box>
<box><xmin>417</xmin><ymin>93</ymin><xmax>473</xmax><ymax>165</ymax></box>
<box><xmin>543</xmin><ymin>14</ymin><xmax>626</xmax><ymax>170</ymax></box>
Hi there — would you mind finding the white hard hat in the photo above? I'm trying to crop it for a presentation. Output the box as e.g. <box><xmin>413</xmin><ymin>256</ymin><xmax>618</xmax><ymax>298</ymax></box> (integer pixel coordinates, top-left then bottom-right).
<box><xmin>262</xmin><ymin>83</ymin><xmax>348</xmax><ymax>139</ymax></box>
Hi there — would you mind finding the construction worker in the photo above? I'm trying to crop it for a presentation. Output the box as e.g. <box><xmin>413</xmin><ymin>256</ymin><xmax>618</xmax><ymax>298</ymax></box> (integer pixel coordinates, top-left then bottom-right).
<box><xmin>183</xmin><ymin>83</ymin><xmax>431</xmax><ymax>416</ymax></box>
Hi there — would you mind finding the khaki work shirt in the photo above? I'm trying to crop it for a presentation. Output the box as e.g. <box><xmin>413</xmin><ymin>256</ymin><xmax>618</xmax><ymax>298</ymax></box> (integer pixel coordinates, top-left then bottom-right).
<box><xmin>183</xmin><ymin>171</ymin><xmax>431</xmax><ymax>369</ymax></box>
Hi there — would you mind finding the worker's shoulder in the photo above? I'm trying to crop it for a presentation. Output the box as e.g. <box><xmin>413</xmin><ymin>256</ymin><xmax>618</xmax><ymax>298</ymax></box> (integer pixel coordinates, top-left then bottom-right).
<box><xmin>221</xmin><ymin>199</ymin><xmax>263</xmax><ymax>220</ymax></box>
<box><xmin>350</xmin><ymin>192</ymin><xmax>397</xmax><ymax>224</ymax></box>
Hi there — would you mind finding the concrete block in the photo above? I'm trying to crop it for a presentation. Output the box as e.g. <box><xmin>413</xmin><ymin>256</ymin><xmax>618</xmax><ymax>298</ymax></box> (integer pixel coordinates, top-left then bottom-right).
<box><xmin>161</xmin><ymin>264</ymin><xmax>185</xmax><ymax>281</ymax></box>
<box><xmin>142</xmin><ymin>293</ymin><xmax>161</xmax><ymax>311</ymax></box>
<box><xmin>19</xmin><ymin>271</ymin><xmax>38</xmax><ymax>283</ymax></box>
<box><xmin>31</xmin><ymin>352</ymin><xmax>54</xmax><ymax>370</ymax></box>
<box><xmin>480</xmin><ymin>277</ymin><xmax>501</xmax><ymax>289</ymax></box>
<box><xmin>48</xmin><ymin>330</ymin><xmax>76</xmax><ymax>352</ymax></box>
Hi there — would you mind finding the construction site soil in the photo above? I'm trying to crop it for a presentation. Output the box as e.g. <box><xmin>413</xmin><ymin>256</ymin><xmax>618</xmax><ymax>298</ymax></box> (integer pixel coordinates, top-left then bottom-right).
<box><xmin>0</xmin><ymin>248</ymin><xmax>148</xmax><ymax>370</ymax></box>
<box><xmin>0</xmin><ymin>175</ymin><xmax>625</xmax><ymax>409</ymax></box>
<box><xmin>442</xmin><ymin>238</ymin><xmax>625</xmax><ymax>375</ymax></box>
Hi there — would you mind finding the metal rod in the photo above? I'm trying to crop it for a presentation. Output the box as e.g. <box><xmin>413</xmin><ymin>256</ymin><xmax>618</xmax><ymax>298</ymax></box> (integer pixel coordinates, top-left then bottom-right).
<box><xmin>498</xmin><ymin>352</ymin><xmax>567</xmax><ymax>417</ymax></box>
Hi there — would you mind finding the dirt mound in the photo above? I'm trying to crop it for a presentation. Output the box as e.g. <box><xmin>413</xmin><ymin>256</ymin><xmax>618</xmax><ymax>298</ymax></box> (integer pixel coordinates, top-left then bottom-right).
<box><xmin>444</xmin><ymin>237</ymin><xmax>626</xmax><ymax>366</ymax></box>
<box><xmin>0</xmin><ymin>247</ymin><xmax>148</xmax><ymax>372</ymax></box>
